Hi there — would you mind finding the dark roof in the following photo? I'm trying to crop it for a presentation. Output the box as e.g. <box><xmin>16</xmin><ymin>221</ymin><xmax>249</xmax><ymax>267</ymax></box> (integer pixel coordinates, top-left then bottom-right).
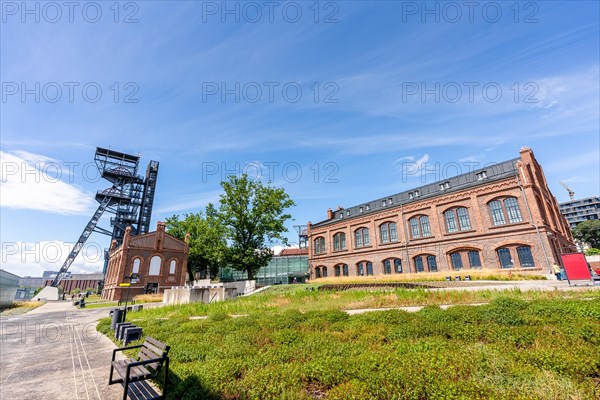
<box><xmin>311</xmin><ymin>157</ymin><xmax>520</xmax><ymax>228</ymax></box>
<box><xmin>279</xmin><ymin>248</ymin><xmax>309</xmax><ymax>256</ymax></box>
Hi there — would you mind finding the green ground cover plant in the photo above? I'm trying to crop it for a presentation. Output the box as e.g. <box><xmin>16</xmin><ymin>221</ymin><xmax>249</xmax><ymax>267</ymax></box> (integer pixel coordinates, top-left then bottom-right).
<box><xmin>97</xmin><ymin>287</ymin><xmax>600</xmax><ymax>399</ymax></box>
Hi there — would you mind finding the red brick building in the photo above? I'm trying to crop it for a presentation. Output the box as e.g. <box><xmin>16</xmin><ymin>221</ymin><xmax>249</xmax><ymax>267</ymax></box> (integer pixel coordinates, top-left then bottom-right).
<box><xmin>102</xmin><ymin>222</ymin><xmax>189</xmax><ymax>301</ymax></box>
<box><xmin>308</xmin><ymin>148</ymin><xmax>574</xmax><ymax>278</ymax></box>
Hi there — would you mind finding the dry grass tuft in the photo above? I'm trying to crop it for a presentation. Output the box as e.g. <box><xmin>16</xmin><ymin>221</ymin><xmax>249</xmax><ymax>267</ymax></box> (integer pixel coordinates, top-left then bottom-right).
<box><xmin>133</xmin><ymin>293</ymin><xmax>164</xmax><ymax>303</ymax></box>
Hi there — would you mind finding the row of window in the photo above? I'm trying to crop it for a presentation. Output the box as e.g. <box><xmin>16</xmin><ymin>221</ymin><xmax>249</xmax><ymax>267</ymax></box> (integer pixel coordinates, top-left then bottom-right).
<box><xmin>313</xmin><ymin>246</ymin><xmax>535</xmax><ymax>276</ymax></box>
<box><xmin>131</xmin><ymin>256</ymin><xmax>178</xmax><ymax>276</ymax></box>
<box><xmin>314</xmin><ymin>197</ymin><xmax>524</xmax><ymax>254</ymax></box>
<box><xmin>315</xmin><ymin>258</ymin><xmax>403</xmax><ymax>278</ymax></box>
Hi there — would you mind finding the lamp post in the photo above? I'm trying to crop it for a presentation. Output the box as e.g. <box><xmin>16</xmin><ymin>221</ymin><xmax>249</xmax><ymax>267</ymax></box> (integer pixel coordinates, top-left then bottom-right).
<box><xmin>122</xmin><ymin>273</ymin><xmax>139</xmax><ymax>322</ymax></box>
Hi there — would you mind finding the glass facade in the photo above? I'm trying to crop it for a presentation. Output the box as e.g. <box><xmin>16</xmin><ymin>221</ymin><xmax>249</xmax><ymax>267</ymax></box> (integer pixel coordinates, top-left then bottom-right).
<box><xmin>220</xmin><ymin>255</ymin><xmax>309</xmax><ymax>286</ymax></box>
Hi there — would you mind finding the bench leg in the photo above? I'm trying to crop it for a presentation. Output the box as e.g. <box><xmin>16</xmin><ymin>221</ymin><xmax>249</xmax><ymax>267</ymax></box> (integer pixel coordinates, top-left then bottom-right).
<box><xmin>109</xmin><ymin>363</ymin><xmax>115</xmax><ymax>384</ymax></box>
<box><xmin>123</xmin><ymin>375</ymin><xmax>130</xmax><ymax>400</ymax></box>
<box><xmin>162</xmin><ymin>357</ymin><xmax>169</xmax><ymax>399</ymax></box>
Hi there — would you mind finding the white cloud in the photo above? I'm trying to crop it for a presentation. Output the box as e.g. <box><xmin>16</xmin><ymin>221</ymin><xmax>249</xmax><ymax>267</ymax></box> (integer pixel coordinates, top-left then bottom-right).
<box><xmin>1</xmin><ymin>240</ymin><xmax>104</xmax><ymax>277</ymax></box>
<box><xmin>0</xmin><ymin>150</ymin><xmax>93</xmax><ymax>215</ymax></box>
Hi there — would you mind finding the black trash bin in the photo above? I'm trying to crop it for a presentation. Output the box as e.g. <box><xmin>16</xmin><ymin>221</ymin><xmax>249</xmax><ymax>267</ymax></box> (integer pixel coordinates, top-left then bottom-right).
<box><xmin>111</xmin><ymin>308</ymin><xmax>125</xmax><ymax>330</ymax></box>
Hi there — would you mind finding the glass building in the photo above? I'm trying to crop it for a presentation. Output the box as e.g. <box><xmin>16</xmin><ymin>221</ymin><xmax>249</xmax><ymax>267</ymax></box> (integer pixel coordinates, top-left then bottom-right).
<box><xmin>220</xmin><ymin>251</ymin><xmax>309</xmax><ymax>286</ymax></box>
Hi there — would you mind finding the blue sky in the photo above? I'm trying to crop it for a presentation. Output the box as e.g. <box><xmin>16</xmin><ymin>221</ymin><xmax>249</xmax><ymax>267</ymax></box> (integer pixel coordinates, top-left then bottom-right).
<box><xmin>1</xmin><ymin>1</ymin><xmax>599</xmax><ymax>277</ymax></box>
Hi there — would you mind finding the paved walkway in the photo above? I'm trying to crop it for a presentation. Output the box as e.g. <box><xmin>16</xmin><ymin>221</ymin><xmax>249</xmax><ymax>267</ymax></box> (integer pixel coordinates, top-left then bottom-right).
<box><xmin>0</xmin><ymin>301</ymin><xmax>142</xmax><ymax>400</ymax></box>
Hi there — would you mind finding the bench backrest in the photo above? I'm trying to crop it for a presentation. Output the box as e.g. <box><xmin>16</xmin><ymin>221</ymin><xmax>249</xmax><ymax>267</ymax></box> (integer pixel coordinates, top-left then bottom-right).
<box><xmin>137</xmin><ymin>336</ymin><xmax>170</xmax><ymax>374</ymax></box>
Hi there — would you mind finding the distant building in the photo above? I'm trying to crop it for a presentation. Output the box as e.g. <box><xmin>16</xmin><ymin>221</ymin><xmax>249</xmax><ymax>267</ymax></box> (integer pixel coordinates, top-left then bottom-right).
<box><xmin>102</xmin><ymin>222</ymin><xmax>189</xmax><ymax>301</ymax></box>
<box><xmin>19</xmin><ymin>273</ymin><xmax>103</xmax><ymax>294</ymax></box>
<box><xmin>43</xmin><ymin>273</ymin><xmax>104</xmax><ymax>294</ymax></box>
<box><xmin>221</xmin><ymin>248</ymin><xmax>309</xmax><ymax>285</ymax></box>
<box><xmin>559</xmin><ymin>197</ymin><xmax>600</xmax><ymax>229</ymax></box>
<box><xmin>18</xmin><ymin>276</ymin><xmax>47</xmax><ymax>288</ymax></box>
<box><xmin>1</xmin><ymin>269</ymin><xmax>20</xmax><ymax>305</ymax></box>
<box><xmin>308</xmin><ymin>148</ymin><xmax>574</xmax><ymax>278</ymax></box>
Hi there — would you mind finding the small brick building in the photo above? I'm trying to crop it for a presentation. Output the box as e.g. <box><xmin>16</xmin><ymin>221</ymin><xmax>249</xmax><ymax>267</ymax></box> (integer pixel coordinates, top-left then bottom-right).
<box><xmin>102</xmin><ymin>222</ymin><xmax>189</xmax><ymax>301</ymax></box>
<box><xmin>308</xmin><ymin>147</ymin><xmax>574</xmax><ymax>278</ymax></box>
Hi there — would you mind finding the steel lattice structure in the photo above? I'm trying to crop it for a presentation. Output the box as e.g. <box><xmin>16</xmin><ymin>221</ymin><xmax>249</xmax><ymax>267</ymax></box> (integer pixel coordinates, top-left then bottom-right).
<box><xmin>51</xmin><ymin>148</ymin><xmax>159</xmax><ymax>287</ymax></box>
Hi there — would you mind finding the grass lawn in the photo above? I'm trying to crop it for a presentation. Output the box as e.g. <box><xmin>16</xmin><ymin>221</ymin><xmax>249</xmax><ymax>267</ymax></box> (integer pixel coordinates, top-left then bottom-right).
<box><xmin>97</xmin><ymin>285</ymin><xmax>600</xmax><ymax>399</ymax></box>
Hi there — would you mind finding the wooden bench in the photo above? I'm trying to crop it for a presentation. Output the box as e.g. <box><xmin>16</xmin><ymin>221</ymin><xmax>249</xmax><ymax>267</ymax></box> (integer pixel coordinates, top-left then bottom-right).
<box><xmin>109</xmin><ymin>336</ymin><xmax>170</xmax><ymax>400</ymax></box>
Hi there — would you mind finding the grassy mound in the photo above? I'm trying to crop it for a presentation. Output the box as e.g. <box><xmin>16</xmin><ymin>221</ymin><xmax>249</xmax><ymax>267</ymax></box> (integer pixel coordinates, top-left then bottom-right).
<box><xmin>98</xmin><ymin>287</ymin><xmax>600</xmax><ymax>399</ymax></box>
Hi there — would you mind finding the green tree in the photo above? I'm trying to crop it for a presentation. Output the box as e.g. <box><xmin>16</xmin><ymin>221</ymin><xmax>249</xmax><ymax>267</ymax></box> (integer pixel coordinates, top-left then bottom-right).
<box><xmin>218</xmin><ymin>174</ymin><xmax>295</xmax><ymax>280</ymax></box>
<box><xmin>166</xmin><ymin>203</ymin><xmax>227</xmax><ymax>281</ymax></box>
<box><xmin>584</xmin><ymin>248</ymin><xmax>600</xmax><ymax>256</ymax></box>
<box><xmin>572</xmin><ymin>220</ymin><xmax>600</xmax><ymax>249</ymax></box>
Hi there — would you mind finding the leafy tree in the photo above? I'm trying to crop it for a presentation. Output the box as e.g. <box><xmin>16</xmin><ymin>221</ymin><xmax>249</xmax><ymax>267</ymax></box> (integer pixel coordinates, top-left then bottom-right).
<box><xmin>218</xmin><ymin>174</ymin><xmax>295</xmax><ymax>280</ymax></box>
<box><xmin>584</xmin><ymin>248</ymin><xmax>600</xmax><ymax>256</ymax></box>
<box><xmin>572</xmin><ymin>220</ymin><xmax>600</xmax><ymax>249</ymax></box>
<box><xmin>166</xmin><ymin>203</ymin><xmax>227</xmax><ymax>281</ymax></box>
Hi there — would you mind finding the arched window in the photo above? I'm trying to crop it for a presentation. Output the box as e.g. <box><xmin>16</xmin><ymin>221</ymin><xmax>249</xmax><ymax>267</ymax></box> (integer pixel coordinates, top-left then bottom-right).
<box><xmin>383</xmin><ymin>259</ymin><xmax>392</xmax><ymax>274</ymax></box>
<box><xmin>414</xmin><ymin>255</ymin><xmax>436</xmax><ymax>272</ymax></box>
<box><xmin>450</xmin><ymin>252</ymin><xmax>463</xmax><ymax>270</ymax></box>
<box><xmin>489</xmin><ymin>200</ymin><xmax>505</xmax><ymax>225</ymax></box>
<box><xmin>394</xmin><ymin>258</ymin><xmax>402</xmax><ymax>273</ymax></box>
<box><xmin>322</xmin><ymin>266</ymin><xmax>328</xmax><ymax>277</ymax></box>
<box><xmin>333</xmin><ymin>232</ymin><xmax>346</xmax><ymax>251</ymax></box>
<box><xmin>315</xmin><ymin>266</ymin><xmax>322</xmax><ymax>278</ymax></box>
<box><xmin>354</xmin><ymin>228</ymin><xmax>370</xmax><ymax>248</ymax></box>
<box><xmin>468</xmin><ymin>251</ymin><xmax>482</xmax><ymax>268</ymax></box>
<box><xmin>149</xmin><ymin>256</ymin><xmax>162</xmax><ymax>275</ymax></box>
<box><xmin>169</xmin><ymin>260</ymin><xmax>176</xmax><ymax>274</ymax></box>
<box><xmin>357</xmin><ymin>261</ymin><xmax>372</xmax><ymax>276</ymax></box>
<box><xmin>489</xmin><ymin>197</ymin><xmax>523</xmax><ymax>226</ymax></box>
<box><xmin>409</xmin><ymin>216</ymin><xmax>431</xmax><ymax>238</ymax></box>
<box><xmin>497</xmin><ymin>248</ymin><xmax>513</xmax><ymax>268</ymax></box>
<box><xmin>357</xmin><ymin>262</ymin><xmax>365</xmax><ymax>276</ymax></box>
<box><xmin>314</xmin><ymin>237</ymin><xmax>326</xmax><ymax>254</ymax></box>
<box><xmin>379</xmin><ymin>222</ymin><xmax>398</xmax><ymax>243</ymax></box>
<box><xmin>445</xmin><ymin>207</ymin><xmax>471</xmax><ymax>232</ymax></box>
<box><xmin>517</xmin><ymin>246</ymin><xmax>535</xmax><ymax>268</ymax></box>
<box><xmin>505</xmin><ymin>198</ymin><xmax>523</xmax><ymax>223</ymax></box>
<box><xmin>342</xmin><ymin>264</ymin><xmax>349</xmax><ymax>276</ymax></box>
<box><xmin>334</xmin><ymin>265</ymin><xmax>341</xmax><ymax>276</ymax></box>
<box><xmin>413</xmin><ymin>256</ymin><xmax>424</xmax><ymax>272</ymax></box>
<box><xmin>132</xmin><ymin>258</ymin><xmax>141</xmax><ymax>274</ymax></box>
<box><xmin>427</xmin><ymin>255</ymin><xmax>437</xmax><ymax>272</ymax></box>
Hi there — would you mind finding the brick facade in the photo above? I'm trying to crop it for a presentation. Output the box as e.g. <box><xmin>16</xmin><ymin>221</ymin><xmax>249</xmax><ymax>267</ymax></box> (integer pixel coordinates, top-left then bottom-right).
<box><xmin>308</xmin><ymin>148</ymin><xmax>574</xmax><ymax>278</ymax></box>
<box><xmin>102</xmin><ymin>222</ymin><xmax>189</xmax><ymax>301</ymax></box>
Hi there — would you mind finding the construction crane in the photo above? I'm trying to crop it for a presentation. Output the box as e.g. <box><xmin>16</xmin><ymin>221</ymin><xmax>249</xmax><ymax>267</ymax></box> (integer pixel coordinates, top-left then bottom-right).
<box><xmin>559</xmin><ymin>181</ymin><xmax>575</xmax><ymax>200</ymax></box>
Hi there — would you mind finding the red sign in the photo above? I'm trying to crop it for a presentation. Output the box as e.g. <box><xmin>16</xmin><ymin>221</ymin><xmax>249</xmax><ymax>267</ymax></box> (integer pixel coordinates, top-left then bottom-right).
<box><xmin>561</xmin><ymin>253</ymin><xmax>592</xmax><ymax>281</ymax></box>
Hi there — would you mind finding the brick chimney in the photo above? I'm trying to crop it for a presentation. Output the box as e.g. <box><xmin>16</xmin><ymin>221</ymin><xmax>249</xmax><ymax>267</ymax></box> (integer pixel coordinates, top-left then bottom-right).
<box><xmin>327</xmin><ymin>208</ymin><xmax>334</xmax><ymax>219</ymax></box>
<box><xmin>155</xmin><ymin>221</ymin><xmax>166</xmax><ymax>252</ymax></box>
<box><xmin>123</xmin><ymin>226</ymin><xmax>132</xmax><ymax>248</ymax></box>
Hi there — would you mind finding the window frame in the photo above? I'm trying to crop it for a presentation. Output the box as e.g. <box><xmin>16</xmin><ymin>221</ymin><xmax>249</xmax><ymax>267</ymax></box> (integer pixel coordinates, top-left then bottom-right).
<box><xmin>355</xmin><ymin>227</ymin><xmax>370</xmax><ymax>248</ymax></box>
<box><xmin>450</xmin><ymin>252</ymin><xmax>463</xmax><ymax>270</ymax></box>
<box><xmin>468</xmin><ymin>250</ymin><xmax>482</xmax><ymax>269</ymax></box>
<box><xmin>497</xmin><ymin>247</ymin><xmax>513</xmax><ymax>269</ymax></box>
<box><xmin>379</xmin><ymin>222</ymin><xmax>398</xmax><ymax>244</ymax></box>
<box><xmin>314</xmin><ymin>237</ymin><xmax>326</xmax><ymax>254</ymax></box>
<box><xmin>333</xmin><ymin>232</ymin><xmax>346</xmax><ymax>251</ymax></box>
<box><xmin>516</xmin><ymin>246</ymin><xmax>535</xmax><ymax>268</ymax></box>
<box><xmin>409</xmin><ymin>215</ymin><xmax>431</xmax><ymax>239</ymax></box>
<box><xmin>383</xmin><ymin>259</ymin><xmax>391</xmax><ymax>274</ymax></box>
<box><xmin>489</xmin><ymin>197</ymin><xmax>523</xmax><ymax>226</ymax></box>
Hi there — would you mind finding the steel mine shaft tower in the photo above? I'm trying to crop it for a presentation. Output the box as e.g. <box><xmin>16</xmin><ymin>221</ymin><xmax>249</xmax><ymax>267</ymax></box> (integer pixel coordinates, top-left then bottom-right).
<box><xmin>50</xmin><ymin>148</ymin><xmax>159</xmax><ymax>288</ymax></box>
